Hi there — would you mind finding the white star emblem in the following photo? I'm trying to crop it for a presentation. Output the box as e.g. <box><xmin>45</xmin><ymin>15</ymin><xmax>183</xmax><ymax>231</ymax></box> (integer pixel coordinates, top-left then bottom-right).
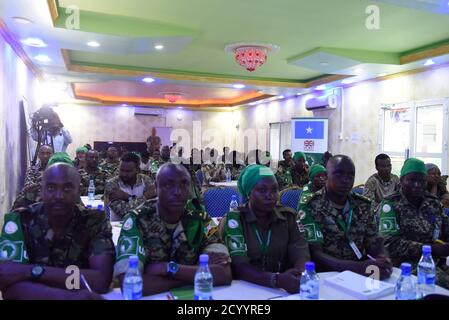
<box><xmin>306</xmin><ymin>126</ymin><xmax>313</xmax><ymax>134</ymax></box>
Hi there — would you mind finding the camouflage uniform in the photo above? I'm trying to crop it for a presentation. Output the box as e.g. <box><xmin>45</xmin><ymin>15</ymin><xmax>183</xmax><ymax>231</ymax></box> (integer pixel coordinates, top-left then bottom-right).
<box><xmin>291</xmin><ymin>168</ymin><xmax>309</xmax><ymax>189</ymax></box>
<box><xmin>378</xmin><ymin>191</ymin><xmax>449</xmax><ymax>289</ymax></box>
<box><xmin>275</xmin><ymin>161</ymin><xmax>295</xmax><ymax>190</ymax></box>
<box><xmin>214</xmin><ymin>163</ymin><xmax>245</xmax><ymax>181</ymax></box>
<box><xmin>363</xmin><ymin>173</ymin><xmax>400</xmax><ymax>212</ymax></box>
<box><xmin>12</xmin><ymin>202</ymin><xmax>115</xmax><ymax>268</ymax></box>
<box><xmin>183</xmin><ymin>162</ymin><xmax>203</xmax><ymax>203</ymax></box>
<box><xmin>299</xmin><ymin>188</ymin><xmax>382</xmax><ymax>261</ymax></box>
<box><xmin>104</xmin><ymin>174</ymin><xmax>156</xmax><ymax>220</ymax></box>
<box><xmin>113</xmin><ymin>199</ymin><xmax>228</xmax><ymax>276</ymax></box>
<box><xmin>296</xmin><ymin>182</ymin><xmax>318</xmax><ymax>217</ymax></box>
<box><xmin>12</xmin><ymin>162</ymin><xmax>46</xmax><ymax>209</ymax></box>
<box><xmin>99</xmin><ymin>160</ymin><xmax>120</xmax><ymax>180</ymax></box>
<box><xmin>79</xmin><ymin>167</ymin><xmax>109</xmax><ymax>196</ymax></box>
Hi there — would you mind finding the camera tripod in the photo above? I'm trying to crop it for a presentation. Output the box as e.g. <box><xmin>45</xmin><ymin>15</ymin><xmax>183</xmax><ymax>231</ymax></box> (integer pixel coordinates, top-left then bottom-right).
<box><xmin>31</xmin><ymin>122</ymin><xmax>54</xmax><ymax>166</ymax></box>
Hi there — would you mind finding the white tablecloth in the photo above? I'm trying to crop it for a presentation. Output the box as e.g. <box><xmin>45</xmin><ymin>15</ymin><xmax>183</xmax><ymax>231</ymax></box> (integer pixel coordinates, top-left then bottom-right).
<box><xmin>103</xmin><ymin>268</ymin><xmax>449</xmax><ymax>300</ymax></box>
<box><xmin>209</xmin><ymin>181</ymin><xmax>238</xmax><ymax>188</ymax></box>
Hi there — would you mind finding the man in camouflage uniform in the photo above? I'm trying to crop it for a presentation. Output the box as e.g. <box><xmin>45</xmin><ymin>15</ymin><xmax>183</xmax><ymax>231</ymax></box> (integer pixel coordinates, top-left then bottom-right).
<box><xmin>299</xmin><ymin>155</ymin><xmax>392</xmax><ymax>279</ymax></box>
<box><xmin>104</xmin><ymin>152</ymin><xmax>156</xmax><ymax>221</ymax></box>
<box><xmin>276</xmin><ymin>151</ymin><xmax>309</xmax><ymax>190</ymax></box>
<box><xmin>146</xmin><ymin>127</ymin><xmax>161</xmax><ymax>155</ymax></box>
<box><xmin>79</xmin><ymin>150</ymin><xmax>109</xmax><ymax>196</ymax></box>
<box><xmin>378</xmin><ymin>158</ymin><xmax>449</xmax><ymax>289</ymax></box>
<box><xmin>99</xmin><ymin>146</ymin><xmax>120</xmax><ymax>180</ymax></box>
<box><xmin>12</xmin><ymin>145</ymin><xmax>53</xmax><ymax>209</ymax></box>
<box><xmin>160</xmin><ymin>145</ymin><xmax>171</xmax><ymax>164</ymax></box>
<box><xmin>0</xmin><ymin>163</ymin><xmax>115</xmax><ymax>299</ymax></box>
<box><xmin>297</xmin><ymin>164</ymin><xmax>327</xmax><ymax>215</ymax></box>
<box><xmin>113</xmin><ymin>163</ymin><xmax>231</xmax><ymax>296</ymax></box>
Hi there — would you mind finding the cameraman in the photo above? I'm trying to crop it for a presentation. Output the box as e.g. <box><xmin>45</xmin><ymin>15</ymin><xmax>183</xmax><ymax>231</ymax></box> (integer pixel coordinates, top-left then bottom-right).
<box><xmin>31</xmin><ymin>108</ymin><xmax>73</xmax><ymax>153</ymax></box>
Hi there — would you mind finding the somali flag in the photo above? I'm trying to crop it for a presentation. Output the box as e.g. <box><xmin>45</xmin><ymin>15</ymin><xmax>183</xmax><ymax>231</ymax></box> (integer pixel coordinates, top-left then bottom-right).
<box><xmin>295</xmin><ymin>121</ymin><xmax>324</xmax><ymax>139</ymax></box>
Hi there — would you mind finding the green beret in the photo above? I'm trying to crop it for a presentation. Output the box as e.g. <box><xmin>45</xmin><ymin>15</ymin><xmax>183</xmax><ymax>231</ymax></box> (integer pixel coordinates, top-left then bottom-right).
<box><xmin>47</xmin><ymin>152</ymin><xmax>74</xmax><ymax>167</ymax></box>
<box><xmin>400</xmin><ymin>158</ymin><xmax>427</xmax><ymax>178</ymax></box>
<box><xmin>76</xmin><ymin>147</ymin><xmax>88</xmax><ymax>154</ymax></box>
<box><xmin>309</xmin><ymin>164</ymin><xmax>326</xmax><ymax>181</ymax></box>
<box><xmin>238</xmin><ymin>164</ymin><xmax>276</xmax><ymax>201</ymax></box>
<box><xmin>293</xmin><ymin>152</ymin><xmax>306</xmax><ymax>161</ymax></box>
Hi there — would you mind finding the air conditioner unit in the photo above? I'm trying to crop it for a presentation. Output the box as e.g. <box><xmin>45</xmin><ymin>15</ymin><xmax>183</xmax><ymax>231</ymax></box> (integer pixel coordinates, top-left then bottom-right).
<box><xmin>134</xmin><ymin>107</ymin><xmax>165</xmax><ymax>117</ymax></box>
<box><xmin>305</xmin><ymin>90</ymin><xmax>341</xmax><ymax>111</ymax></box>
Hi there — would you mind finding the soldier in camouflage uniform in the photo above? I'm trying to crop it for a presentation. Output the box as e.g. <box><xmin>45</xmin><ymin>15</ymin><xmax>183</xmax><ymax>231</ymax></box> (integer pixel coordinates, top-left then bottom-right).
<box><xmin>276</xmin><ymin>151</ymin><xmax>309</xmax><ymax>190</ymax></box>
<box><xmin>99</xmin><ymin>146</ymin><xmax>120</xmax><ymax>180</ymax></box>
<box><xmin>426</xmin><ymin>163</ymin><xmax>449</xmax><ymax>208</ymax></box>
<box><xmin>12</xmin><ymin>145</ymin><xmax>53</xmax><ymax>209</ymax></box>
<box><xmin>299</xmin><ymin>155</ymin><xmax>392</xmax><ymax>279</ymax></box>
<box><xmin>296</xmin><ymin>164</ymin><xmax>327</xmax><ymax>215</ymax></box>
<box><xmin>379</xmin><ymin>158</ymin><xmax>449</xmax><ymax>289</ymax></box>
<box><xmin>0</xmin><ymin>163</ymin><xmax>115</xmax><ymax>299</ymax></box>
<box><xmin>78</xmin><ymin>150</ymin><xmax>109</xmax><ymax>196</ymax></box>
<box><xmin>104</xmin><ymin>152</ymin><xmax>156</xmax><ymax>221</ymax></box>
<box><xmin>113</xmin><ymin>163</ymin><xmax>231</xmax><ymax>295</ymax></box>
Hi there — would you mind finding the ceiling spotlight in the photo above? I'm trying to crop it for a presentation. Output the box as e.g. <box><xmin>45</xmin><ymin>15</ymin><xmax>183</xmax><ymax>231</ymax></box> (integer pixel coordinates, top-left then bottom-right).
<box><xmin>13</xmin><ymin>17</ymin><xmax>32</xmax><ymax>24</ymax></box>
<box><xmin>424</xmin><ymin>59</ymin><xmax>435</xmax><ymax>66</ymax></box>
<box><xmin>154</xmin><ymin>44</ymin><xmax>164</xmax><ymax>50</ymax></box>
<box><xmin>342</xmin><ymin>79</ymin><xmax>354</xmax><ymax>84</ymax></box>
<box><xmin>355</xmin><ymin>68</ymin><xmax>363</xmax><ymax>73</ymax></box>
<box><xmin>177</xmin><ymin>106</ymin><xmax>183</xmax><ymax>109</ymax></box>
<box><xmin>277</xmin><ymin>95</ymin><xmax>285</xmax><ymax>99</ymax></box>
<box><xmin>21</xmin><ymin>37</ymin><xmax>47</xmax><ymax>47</ymax></box>
<box><xmin>34</xmin><ymin>55</ymin><xmax>51</xmax><ymax>63</ymax></box>
<box><xmin>232</xmin><ymin>84</ymin><xmax>246</xmax><ymax>89</ymax></box>
<box><xmin>142</xmin><ymin>77</ymin><xmax>155</xmax><ymax>83</ymax></box>
<box><xmin>87</xmin><ymin>41</ymin><xmax>100</xmax><ymax>47</ymax></box>
<box><xmin>315</xmin><ymin>85</ymin><xmax>326</xmax><ymax>90</ymax></box>
<box><xmin>377</xmin><ymin>73</ymin><xmax>387</xmax><ymax>77</ymax></box>
<box><xmin>249</xmin><ymin>102</ymin><xmax>258</xmax><ymax>106</ymax></box>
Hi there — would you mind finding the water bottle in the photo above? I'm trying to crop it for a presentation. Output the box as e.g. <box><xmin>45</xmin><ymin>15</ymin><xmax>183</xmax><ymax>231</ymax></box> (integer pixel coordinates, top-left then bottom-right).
<box><xmin>194</xmin><ymin>254</ymin><xmax>213</xmax><ymax>300</ymax></box>
<box><xmin>299</xmin><ymin>262</ymin><xmax>319</xmax><ymax>300</ymax></box>
<box><xmin>122</xmin><ymin>255</ymin><xmax>143</xmax><ymax>300</ymax></box>
<box><xmin>395</xmin><ymin>263</ymin><xmax>416</xmax><ymax>300</ymax></box>
<box><xmin>417</xmin><ymin>245</ymin><xmax>436</xmax><ymax>298</ymax></box>
<box><xmin>229</xmin><ymin>195</ymin><xmax>239</xmax><ymax>212</ymax></box>
<box><xmin>88</xmin><ymin>180</ymin><xmax>95</xmax><ymax>201</ymax></box>
<box><xmin>226</xmin><ymin>168</ymin><xmax>232</xmax><ymax>182</ymax></box>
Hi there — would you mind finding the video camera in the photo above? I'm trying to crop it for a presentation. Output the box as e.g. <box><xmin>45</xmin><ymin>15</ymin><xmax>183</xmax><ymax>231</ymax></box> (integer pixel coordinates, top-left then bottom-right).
<box><xmin>31</xmin><ymin>106</ymin><xmax>56</xmax><ymax>130</ymax></box>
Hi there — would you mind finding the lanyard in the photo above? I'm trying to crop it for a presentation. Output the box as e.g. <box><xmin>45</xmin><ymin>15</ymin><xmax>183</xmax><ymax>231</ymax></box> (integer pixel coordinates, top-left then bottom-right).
<box><xmin>252</xmin><ymin>224</ymin><xmax>272</xmax><ymax>257</ymax></box>
<box><xmin>336</xmin><ymin>207</ymin><xmax>353</xmax><ymax>239</ymax></box>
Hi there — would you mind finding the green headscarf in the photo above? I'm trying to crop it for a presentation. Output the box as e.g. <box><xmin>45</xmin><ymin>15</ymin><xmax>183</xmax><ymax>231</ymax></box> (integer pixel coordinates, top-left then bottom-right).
<box><xmin>47</xmin><ymin>152</ymin><xmax>74</xmax><ymax>167</ymax></box>
<box><xmin>309</xmin><ymin>164</ymin><xmax>326</xmax><ymax>181</ymax></box>
<box><xmin>238</xmin><ymin>164</ymin><xmax>276</xmax><ymax>201</ymax></box>
<box><xmin>400</xmin><ymin>158</ymin><xmax>427</xmax><ymax>178</ymax></box>
<box><xmin>75</xmin><ymin>147</ymin><xmax>88</xmax><ymax>154</ymax></box>
<box><xmin>293</xmin><ymin>151</ymin><xmax>306</xmax><ymax>161</ymax></box>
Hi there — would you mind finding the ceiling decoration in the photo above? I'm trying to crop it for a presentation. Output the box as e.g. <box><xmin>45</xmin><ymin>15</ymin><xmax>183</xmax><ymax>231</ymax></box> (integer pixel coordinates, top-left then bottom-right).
<box><xmin>2</xmin><ymin>0</ymin><xmax>449</xmax><ymax>109</ymax></box>
<box><xmin>225</xmin><ymin>43</ymin><xmax>280</xmax><ymax>72</ymax></box>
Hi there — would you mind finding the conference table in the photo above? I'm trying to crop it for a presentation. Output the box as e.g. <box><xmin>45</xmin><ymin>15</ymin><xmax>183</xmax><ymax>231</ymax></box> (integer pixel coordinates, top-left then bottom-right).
<box><xmin>80</xmin><ymin>196</ymin><xmax>104</xmax><ymax>209</ymax></box>
<box><xmin>102</xmin><ymin>267</ymin><xmax>449</xmax><ymax>300</ymax></box>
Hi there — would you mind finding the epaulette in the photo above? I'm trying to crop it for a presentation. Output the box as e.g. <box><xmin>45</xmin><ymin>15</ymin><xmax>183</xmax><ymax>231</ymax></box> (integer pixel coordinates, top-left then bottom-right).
<box><xmin>133</xmin><ymin>199</ymin><xmax>158</xmax><ymax>216</ymax></box>
<box><xmin>275</xmin><ymin>204</ymin><xmax>297</xmax><ymax>216</ymax></box>
<box><xmin>185</xmin><ymin>199</ymin><xmax>208</xmax><ymax>220</ymax></box>
<box><xmin>302</xmin><ymin>191</ymin><xmax>321</xmax><ymax>206</ymax></box>
<box><xmin>351</xmin><ymin>192</ymin><xmax>372</xmax><ymax>203</ymax></box>
<box><xmin>383</xmin><ymin>191</ymin><xmax>401</xmax><ymax>201</ymax></box>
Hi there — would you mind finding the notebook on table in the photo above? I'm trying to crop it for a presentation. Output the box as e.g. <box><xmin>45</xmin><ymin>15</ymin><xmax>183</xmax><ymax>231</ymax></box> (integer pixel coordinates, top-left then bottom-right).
<box><xmin>323</xmin><ymin>271</ymin><xmax>395</xmax><ymax>300</ymax></box>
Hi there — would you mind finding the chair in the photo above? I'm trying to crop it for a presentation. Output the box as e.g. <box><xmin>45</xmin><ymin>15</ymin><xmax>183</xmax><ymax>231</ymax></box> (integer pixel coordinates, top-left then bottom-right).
<box><xmin>444</xmin><ymin>208</ymin><xmax>449</xmax><ymax>218</ymax></box>
<box><xmin>352</xmin><ymin>184</ymin><xmax>364</xmax><ymax>195</ymax></box>
<box><xmin>196</xmin><ymin>170</ymin><xmax>204</xmax><ymax>186</ymax></box>
<box><xmin>279</xmin><ymin>187</ymin><xmax>302</xmax><ymax>211</ymax></box>
<box><xmin>203</xmin><ymin>187</ymin><xmax>241</xmax><ymax>218</ymax></box>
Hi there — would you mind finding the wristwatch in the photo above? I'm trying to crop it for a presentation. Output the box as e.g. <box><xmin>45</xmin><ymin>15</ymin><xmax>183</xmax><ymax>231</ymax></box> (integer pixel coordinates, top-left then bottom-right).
<box><xmin>167</xmin><ymin>261</ymin><xmax>180</xmax><ymax>276</ymax></box>
<box><xmin>270</xmin><ymin>272</ymin><xmax>279</xmax><ymax>288</ymax></box>
<box><xmin>31</xmin><ymin>265</ymin><xmax>45</xmax><ymax>281</ymax></box>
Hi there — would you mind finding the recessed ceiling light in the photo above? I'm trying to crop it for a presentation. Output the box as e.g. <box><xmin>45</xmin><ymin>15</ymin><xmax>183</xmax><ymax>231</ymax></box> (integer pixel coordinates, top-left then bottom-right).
<box><xmin>154</xmin><ymin>44</ymin><xmax>164</xmax><ymax>50</ymax></box>
<box><xmin>316</xmin><ymin>85</ymin><xmax>326</xmax><ymax>90</ymax></box>
<box><xmin>320</xmin><ymin>62</ymin><xmax>329</xmax><ymax>66</ymax></box>
<box><xmin>177</xmin><ymin>106</ymin><xmax>183</xmax><ymax>109</ymax></box>
<box><xmin>233</xmin><ymin>84</ymin><xmax>245</xmax><ymax>89</ymax></box>
<box><xmin>21</xmin><ymin>37</ymin><xmax>47</xmax><ymax>47</ymax></box>
<box><xmin>342</xmin><ymin>79</ymin><xmax>354</xmax><ymax>84</ymax></box>
<box><xmin>13</xmin><ymin>16</ymin><xmax>32</xmax><ymax>24</ymax></box>
<box><xmin>87</xmin><ymin>41</ymin><xmax>100</xmax><ymax>47</ymax></box>
<box><xmin>121</xmin><ymin>104</ymin><xmax>128</xmax><ymax>107</ymax></box>
<box><xmin>355</xmin><ymin>68</ymin><xmax>363</xmax><ymax>73</ymax></box>
<box><xmin>249</xmin><ymin>102</ymin><xmax>258</xmax><ymax>106</ymax></box>
<box><xmin>378</xmin><ymin>73</ymin><xmax>387</xmax><ymax>77</ymax></box>
<box><xmin>424</xmin><ymin>59</ymin><xmax>435</xmax><ymax>66</ymax></box>
<box><xmin>142</xmin><ymin>77</ymin><xmax>155</xmax><ymax>83</ymax></box>
<box><xmin>277</xmin><ymin>95</ymin><xmax>285</xmax><ymax>99</ymax></box>
<box><xmin>34</xmin><ymin>55</ymin><xmax>51</xmax><ymax>63</ymax></box>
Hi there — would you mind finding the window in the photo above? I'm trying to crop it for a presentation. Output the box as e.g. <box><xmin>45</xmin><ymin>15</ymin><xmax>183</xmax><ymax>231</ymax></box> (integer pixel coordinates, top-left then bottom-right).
<box><xmin>269</xmin><ymin>122</ymin><xmax>291</xmax><ymax>161</ymax></box>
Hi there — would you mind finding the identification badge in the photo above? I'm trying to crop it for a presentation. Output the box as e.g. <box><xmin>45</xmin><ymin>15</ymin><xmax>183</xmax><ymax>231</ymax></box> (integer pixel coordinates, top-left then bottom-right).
<box><xmin>349</xmin><ymin>241</ymin><xmax>363</xmax><ymax>260</ymax></box>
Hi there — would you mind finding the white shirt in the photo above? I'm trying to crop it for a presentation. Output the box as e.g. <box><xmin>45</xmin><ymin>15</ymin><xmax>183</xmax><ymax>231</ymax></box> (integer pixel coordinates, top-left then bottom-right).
<box><xmin>31</xmin><ymin>127</ymin><xmax>73</xmax><ymax>153</ymax></box>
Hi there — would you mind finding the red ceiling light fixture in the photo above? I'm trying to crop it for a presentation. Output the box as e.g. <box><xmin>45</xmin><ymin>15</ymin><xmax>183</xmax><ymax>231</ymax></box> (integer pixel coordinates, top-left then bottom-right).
<box><xmin>225</xmin><ymin>42</ymin><xmax>280</xmax><ymax>72</ymax></box>
<box><xmin>160</xmin><ymin>92</ymin><xmax>184</xmax><ymax>103</ymax></box>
